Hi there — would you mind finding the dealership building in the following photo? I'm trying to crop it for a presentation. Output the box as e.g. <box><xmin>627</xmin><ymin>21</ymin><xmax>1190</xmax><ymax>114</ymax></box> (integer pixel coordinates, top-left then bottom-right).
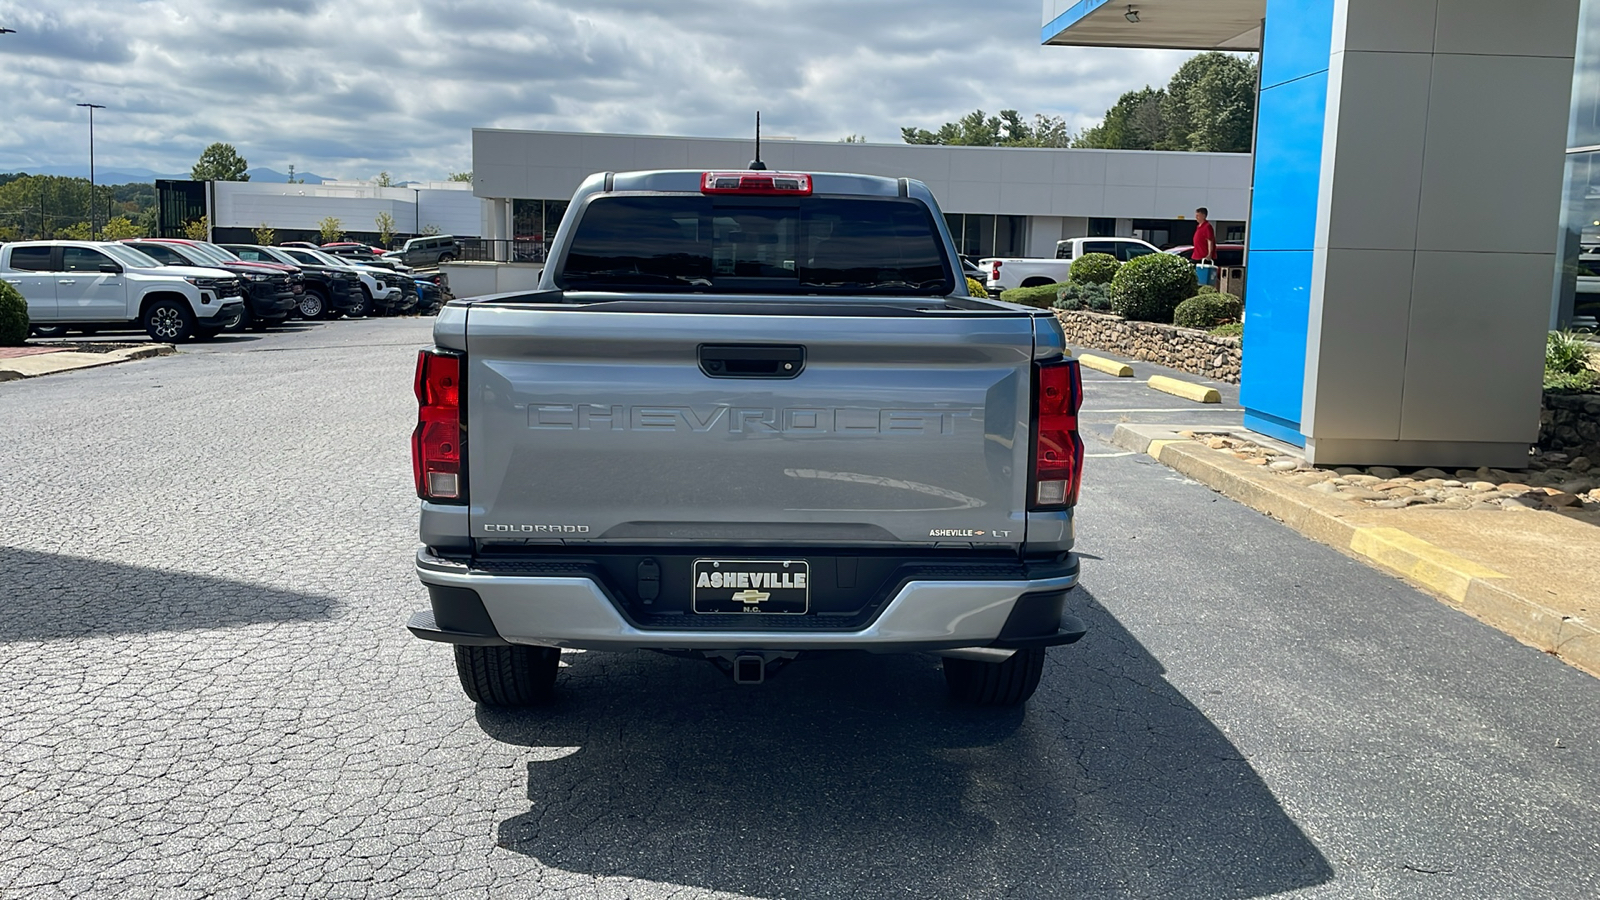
<box><xmin>1043</xmin><ymin>0</ymin><xmax>1591</xmax><ymax>468</ymax></box>
<box><xmin>467</xmin><ymin>129</ymin><xmax>1252</xmax><ymax>261</ymax></box>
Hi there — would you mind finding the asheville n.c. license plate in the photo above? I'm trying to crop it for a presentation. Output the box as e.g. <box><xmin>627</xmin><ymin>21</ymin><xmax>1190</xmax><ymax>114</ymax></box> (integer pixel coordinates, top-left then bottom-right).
<box><xmin>692</xmin><ymin>559</ymin><xmax>809</xmax><ymax>614</ymax></box>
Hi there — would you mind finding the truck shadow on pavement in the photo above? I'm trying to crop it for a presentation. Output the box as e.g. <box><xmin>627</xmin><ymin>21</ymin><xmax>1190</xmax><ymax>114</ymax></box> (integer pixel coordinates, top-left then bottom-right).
<box><xmin>0</xmin><ymin>546</ymin><xmax>339</xmax><ymax>641</ymax></box>
<box><xmin>479</xmin><ymin>590</ymin><xmax>1333</xmax><ymax>899</ymax></box>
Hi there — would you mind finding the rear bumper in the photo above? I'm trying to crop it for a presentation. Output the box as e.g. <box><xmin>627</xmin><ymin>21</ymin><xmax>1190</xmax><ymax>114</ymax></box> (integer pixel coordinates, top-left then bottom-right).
<box><xmin>410</xmin><ymin>547</ymin><xmax>1083</xmax><ymax>652</ymax></box>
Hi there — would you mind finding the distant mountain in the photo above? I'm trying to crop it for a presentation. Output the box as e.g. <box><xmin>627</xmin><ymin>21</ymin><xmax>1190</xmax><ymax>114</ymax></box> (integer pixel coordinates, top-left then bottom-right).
<box><xmin>247</xmin><ymin>167</ymin><xmax>334</xmax><ymax>185</ymax></box>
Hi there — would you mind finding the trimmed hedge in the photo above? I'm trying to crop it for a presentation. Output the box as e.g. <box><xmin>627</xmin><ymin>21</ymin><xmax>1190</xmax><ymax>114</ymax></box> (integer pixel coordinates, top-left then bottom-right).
<box><xmin>1196</xmin><ymin>284</ymin><xmax>1219</xmax><ymax>295</ymax></box>
<box><xmin>1000</xmin><ymin>282</ymin><xmax>1069</xmax><ymax>309</ymax></box>
<box><xmin>1111</xmin><ymin>253</ymin><xmax>1198</xmax><ymax>323</ymax></box>
<box><xmin>0</xmin><ymin>280</ymin><xmax>27</xmax><ymax>346</ymax></box>
<box><xmin>965</xmin><ymin>276</ymin><xmax>989</xmax><ymax>298</ymax></box>
<box><xmin>1069</xmin><ymin>252</ymin><xmax>1120</xmax><ymax>285</ymax></box>
<box><xmin>1174</xmin><ymin>293</ymin><xmax>1244</xmax><ymax>329</ymax></box>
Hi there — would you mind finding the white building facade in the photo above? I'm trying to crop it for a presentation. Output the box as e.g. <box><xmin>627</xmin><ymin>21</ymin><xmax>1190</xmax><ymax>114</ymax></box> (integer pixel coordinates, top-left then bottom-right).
<box><xmin>469</xmin><ymin>128</ymin><xmax>1253</xmax><ymax>261</ymax></box>
<box><xmin>208</xmin><ymin>180</ymin><xmax>483</xmax><ymax>244</ymax></box>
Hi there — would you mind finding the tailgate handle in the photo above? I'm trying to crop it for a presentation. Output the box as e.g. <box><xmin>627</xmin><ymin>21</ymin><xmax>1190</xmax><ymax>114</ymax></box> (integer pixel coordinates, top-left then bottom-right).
<box><xmin>698</xmin><ymin>344</ymin><xmax>805</xmax><ymax>379</ymax></box>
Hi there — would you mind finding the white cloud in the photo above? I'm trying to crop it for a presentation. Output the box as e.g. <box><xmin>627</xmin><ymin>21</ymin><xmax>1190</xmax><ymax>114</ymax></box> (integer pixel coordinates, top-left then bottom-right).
<box><xmin>0</xmin><ymin>0</ymin><xmax>1198</xmax><ymax>181</ymax></box>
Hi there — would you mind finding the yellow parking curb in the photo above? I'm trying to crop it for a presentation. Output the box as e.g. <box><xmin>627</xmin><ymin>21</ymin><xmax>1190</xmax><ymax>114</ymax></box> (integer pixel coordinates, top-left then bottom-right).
<box><xmin>1148</xmin><ymin>375</ymin><xmax>1221</xmax><ymax>404</ymax></box>
<box><xmin>1078</xmin><ymin>354</ymin><xmax>1134</xmax><ymax>377</ymax></box>
<box><xmin>1348</xmin><ymin>527</ymin><xmax>1506</xmax><ymax>604</ymax></box>
<box><xmin>1145</xmin><ymin>439</ymin><xmax>1179</xmax><ymax>460</ymax></box>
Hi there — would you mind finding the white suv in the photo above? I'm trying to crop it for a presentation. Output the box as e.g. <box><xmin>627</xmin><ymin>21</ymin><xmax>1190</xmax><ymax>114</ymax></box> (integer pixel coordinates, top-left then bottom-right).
<box><xmin>1</xmin><ymin>241</ymin><xmax>245</xmax><ymax>341</ymax></box>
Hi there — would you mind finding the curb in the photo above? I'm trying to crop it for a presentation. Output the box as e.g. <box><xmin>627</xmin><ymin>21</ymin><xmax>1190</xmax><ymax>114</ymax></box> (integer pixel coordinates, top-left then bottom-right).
<box><xmin>1148</xmin><ymin>375</ymin><xmax>1221</xmax><ymax>404</ymax></box>
<box><xmin>1078</xmin><ymin>353</ymin><xmax>1134</xmax><ymax>377</ymax></box>
<box><xmin>1112</xmin><ymin>423</ymin><xmax>1600</xmax><ymax>678</ymax></box>
<box><xmin>0</xmin><ymin>343</ymin><xmax>175</xmax><ymax>381</ymax></box>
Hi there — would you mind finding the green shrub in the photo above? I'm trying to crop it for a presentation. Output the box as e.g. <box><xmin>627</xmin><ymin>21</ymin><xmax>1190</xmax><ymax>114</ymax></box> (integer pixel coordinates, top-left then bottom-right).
<box><xmin>1545</xmin><ymin>330</ymin><xmax>1598</xmax><ymax>391</ymax></box>
<box><xmin>1069</xmin><ymin>252</ymin><xmax>1119</xmax><ymax>285</ymax></box>
<box><xmin>1196</xmin><ymin>283</ymin><xmax>1220</xmax><ymax>294</ymax></box>
<box><xmin>1052</xmin><ymin>281</ymin><xmax>1112</xmax><ymax>312</ymax></box>
<box><xmin>1209</xmin><ymin>322</ymin><xmax>1244</xmax><ymax>339</ymax></box>
<box><xmin>1111</xmin><ymin>253</ymin><xmax>1198</xmax><ymax>323</ymax></box>
<box><xmin>1174</xmin><ymin>293</ymin><xmax>1244</xmax><ymax>329</ymax></box>
<box><xmin>965</xmin><ymin>276</ymin><xmax>989</xmax><ymax>297</ymax></box>
<box><xmin>1000</xmin><ymin>282</ymin><xmax>1070</xmax><ymax>309</ymax></box>
<box><xmin>0</xmin><ymin>280</ymin><xmax>28</xmax><ymax>346</ymax></box>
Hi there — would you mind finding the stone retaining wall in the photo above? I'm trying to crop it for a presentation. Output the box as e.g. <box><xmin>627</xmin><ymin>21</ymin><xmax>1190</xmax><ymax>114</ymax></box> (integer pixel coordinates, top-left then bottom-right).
<box><xmin>1055</xmin><ymin>311</ymin><xmax>1242</xmax><ymax>383</ymax></box>
<box><xmin>1541</xmin><ymin>392</ymin><xmax>1600</xmax><ymax>461</ymax></box>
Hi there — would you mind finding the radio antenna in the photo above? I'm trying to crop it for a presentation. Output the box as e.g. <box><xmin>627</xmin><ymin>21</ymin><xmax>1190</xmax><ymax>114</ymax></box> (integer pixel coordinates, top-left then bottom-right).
<box><xmin>749</xmin><ymin>111</ymin><xmax>767</xmax><ymax>170</ymax></box>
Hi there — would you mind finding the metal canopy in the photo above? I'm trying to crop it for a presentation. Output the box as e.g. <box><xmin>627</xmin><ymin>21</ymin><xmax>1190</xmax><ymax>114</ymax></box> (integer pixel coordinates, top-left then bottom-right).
<box><xmin>1042</xmin><ymin>0</ymin><xmax>1265</xmax><ymax>51</ymax></box>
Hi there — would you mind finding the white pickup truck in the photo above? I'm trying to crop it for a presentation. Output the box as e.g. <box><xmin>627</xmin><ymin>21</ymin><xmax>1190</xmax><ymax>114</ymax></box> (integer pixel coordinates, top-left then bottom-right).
<box><xmin>1</xmin><ymin>240</ymin><xmax>246</xmax><ymax>341</ymax></box>
<box><xmin>982</xmin><ymin>236</ymin><xmax>1161</xmax><ymax>293</ymax></box>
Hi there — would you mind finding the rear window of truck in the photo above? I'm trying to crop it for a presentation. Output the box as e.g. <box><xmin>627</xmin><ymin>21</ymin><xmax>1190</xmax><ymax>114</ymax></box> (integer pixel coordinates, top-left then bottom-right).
<box><xmin>557</xmin><ymin>196</ymin><xmax>954</xmax><ymax>295</ymax></box>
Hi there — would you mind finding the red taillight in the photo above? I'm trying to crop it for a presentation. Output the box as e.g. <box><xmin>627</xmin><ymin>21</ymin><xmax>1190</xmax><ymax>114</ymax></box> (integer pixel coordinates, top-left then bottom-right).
<box><xmin>990</xmin><ymin>260</ymin><xmax>1001</xmax><ymax>281</ymax></box>
<box><xmin>1031</xmin><ymin>359</ymin><xmax>1084</xmax><ymax>509</ymax></box>
<box><xmin>413</xmin><ymin>349</ymin><xmax>463</xmax><ymax>502</ymax></box>
<box><xmin>701</xmin><ymin>171</ymin><xmax>813</xmax><ymax>195</ymax></box>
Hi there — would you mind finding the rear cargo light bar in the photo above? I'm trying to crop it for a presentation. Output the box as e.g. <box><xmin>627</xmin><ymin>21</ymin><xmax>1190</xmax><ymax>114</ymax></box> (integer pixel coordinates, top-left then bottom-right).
<box><xmin>413</xmin><ymin>349</ymin><xmax>465</xmax><ymax>503</ymax></box>
<box><xmin>701</xmin><ymin>171</ymin><xmax>813</xmax><ymax>195</ymax></box>
<box><xmin>1030</xmin><ymin>358</ymin><xmax>1084</xmax><ymax>510</ymax></box>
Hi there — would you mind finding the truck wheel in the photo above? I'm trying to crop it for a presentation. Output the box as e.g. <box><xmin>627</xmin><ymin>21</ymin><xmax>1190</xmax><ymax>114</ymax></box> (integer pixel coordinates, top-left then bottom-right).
<box><xmin>143</xmin><ymin>300</ymin><xmax>195</xmax><ymax>342</ymax></box>
<box><xmin>454</xmin><ymin>645</ymin><xmax>560</xmax><ymax>706</ymax></box>
<box><xmin>348</xmin><ymin>289</ymin><xmax>371</xmax><ymax>318</ymax></box>
<box><xmin>943</xmin><ymin>647</ymin><xmax>1046</xmax><ymax>707</ymax></box>
<box><xmin>30</xmin><ymin>324</ymin><xmax>68</xmax><ymax>338</ymax></box>
<box><xmin>225</xmin><ymin>304</ymin><xmax>252</xmax><ymax>333</ymax></box>
<box><xmin>298</xmin><ymin>289</ymin><xmax>326</xmax><ymax>320</ymax></box>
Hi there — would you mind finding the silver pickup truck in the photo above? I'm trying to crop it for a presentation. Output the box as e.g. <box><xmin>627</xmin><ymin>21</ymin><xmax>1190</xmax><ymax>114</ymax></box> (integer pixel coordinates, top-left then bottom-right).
<box><xmin>407</xmin><ymin>169</ymin><xmax>1087</xmax><ymax>709</ymax></box>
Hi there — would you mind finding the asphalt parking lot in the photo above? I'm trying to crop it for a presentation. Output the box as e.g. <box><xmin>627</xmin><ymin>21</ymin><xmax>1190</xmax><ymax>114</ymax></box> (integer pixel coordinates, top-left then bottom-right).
<box><xmin>3</xmin><ymin>318</ymin><xmax>1599</xmax><ymax>899</ymax></box>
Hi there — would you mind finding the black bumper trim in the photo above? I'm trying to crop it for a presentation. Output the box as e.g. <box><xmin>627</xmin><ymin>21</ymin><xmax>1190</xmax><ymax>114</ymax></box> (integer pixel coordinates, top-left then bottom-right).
<box><xmin>407</xmin><ymin>609</ymin><xmax>508</xmax><ymax>646</ymax></box>
<box><xmin>990</xmin><ymin>615</ymin><xmax>1087</xmax><ymax>649</ymax></box>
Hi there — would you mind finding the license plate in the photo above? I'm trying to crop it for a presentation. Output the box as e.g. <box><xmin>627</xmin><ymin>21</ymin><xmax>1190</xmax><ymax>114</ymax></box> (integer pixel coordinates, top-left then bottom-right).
<box><xmin>692</xmin><ymin>559</ymin><xmax>809</xmax><ymax>614</ymax></box>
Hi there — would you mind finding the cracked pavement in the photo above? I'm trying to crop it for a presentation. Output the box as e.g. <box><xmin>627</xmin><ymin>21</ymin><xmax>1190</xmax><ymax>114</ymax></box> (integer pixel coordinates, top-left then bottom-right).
<box><xmin>2</xmin><ymin>318</ymin><xmax>1598</xmax><ymax>899</ymax></box>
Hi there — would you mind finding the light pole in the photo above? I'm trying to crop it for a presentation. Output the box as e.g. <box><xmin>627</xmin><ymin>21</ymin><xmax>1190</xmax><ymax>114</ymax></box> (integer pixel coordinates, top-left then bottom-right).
<box><xmin>76</xmin><ymin>102</ymin><xmax>105</xmax><ymax>239</ymax></box>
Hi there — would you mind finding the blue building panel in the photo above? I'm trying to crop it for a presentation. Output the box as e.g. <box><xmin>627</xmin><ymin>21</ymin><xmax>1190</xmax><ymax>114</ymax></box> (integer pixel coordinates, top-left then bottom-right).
<box><xmin>1240</xmin><ymin>0</ymin><xmax>1337</xmax><ymax>444</ymax></box>
<box><xmin>1259</xmin><ymin>0</ymin><xmax>1336</xmax><ymax>89</ymax></box>
<box><xmin>1239</xmin><ymin>250</ymin><xmax>1316</xmax><ymax>446</ymax></box>
<box><xmin>1249</xmin><ymin>71</ymin><xmax>1329</xmax><ymax>252</ymax></box>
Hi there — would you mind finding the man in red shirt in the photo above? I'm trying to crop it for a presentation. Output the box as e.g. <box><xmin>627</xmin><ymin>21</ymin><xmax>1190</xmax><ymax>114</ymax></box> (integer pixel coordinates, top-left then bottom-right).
<box><xmin>1196</xmin><ymin>209</ymin><xmax>1216</xmax><ymax>264</ymax></box>
<box><xmin>1191</xmin><ymin>208</ymin><xmax>1216</xmax><ymax>263</ymax></box>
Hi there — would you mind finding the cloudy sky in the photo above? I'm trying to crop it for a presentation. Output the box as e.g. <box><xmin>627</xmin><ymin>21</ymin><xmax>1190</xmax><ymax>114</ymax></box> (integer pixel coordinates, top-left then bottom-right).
<box><xmin>0</xmin><ymin>0</ymin><xmax>1196</xmax><ymax>182</ymax></box>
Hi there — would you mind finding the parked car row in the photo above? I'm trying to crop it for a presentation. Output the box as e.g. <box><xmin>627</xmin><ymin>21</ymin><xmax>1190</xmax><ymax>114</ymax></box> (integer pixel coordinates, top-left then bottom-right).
<box><xmin>0</xmin><ymin>238</ymin><xmax>452</xmax><ymax>342</ymax></box>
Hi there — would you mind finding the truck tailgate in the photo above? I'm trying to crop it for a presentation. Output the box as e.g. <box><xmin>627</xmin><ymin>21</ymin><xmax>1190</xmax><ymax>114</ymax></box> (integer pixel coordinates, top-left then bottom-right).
<box><xmin>465</xmin><ymin>304</ymin><xmax>1038</xmax><ymax>547</ymax></box>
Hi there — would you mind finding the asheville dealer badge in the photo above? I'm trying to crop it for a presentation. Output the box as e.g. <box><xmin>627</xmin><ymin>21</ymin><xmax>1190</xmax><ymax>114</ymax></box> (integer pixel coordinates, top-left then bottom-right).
<box><xmin>692</xmin><ymin>559</ymin><xmax>810</xmax><ymax>614</ymax></box>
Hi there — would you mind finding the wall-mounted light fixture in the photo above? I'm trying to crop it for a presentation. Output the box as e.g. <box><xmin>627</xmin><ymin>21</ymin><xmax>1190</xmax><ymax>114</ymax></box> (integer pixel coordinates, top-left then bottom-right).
<box><xmin>1125</xmin><ymin>6</ymin><xmax>1140</xmax><ymax>23</ymax></box>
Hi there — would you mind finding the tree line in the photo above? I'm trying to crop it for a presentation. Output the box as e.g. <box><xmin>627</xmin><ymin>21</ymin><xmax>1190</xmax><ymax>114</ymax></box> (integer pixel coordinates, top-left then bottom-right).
<box><xmin>0</xmin><ymin>174</ymin><xmax>156</xmax><ymax>241</ymax></box>
<box><xmin>900</xmin><ymin>52</ymin><xmax>1256</xmax><ymax>153</ymax></box>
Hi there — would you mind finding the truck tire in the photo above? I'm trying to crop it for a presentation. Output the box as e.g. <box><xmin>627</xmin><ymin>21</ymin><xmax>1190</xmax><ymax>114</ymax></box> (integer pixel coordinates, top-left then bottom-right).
<box><xmin>143</xmin><ymin>299</ymin><xmax>195</xmax><ymax>342</ymax></box>
<box><xmin>454</xmin><ymin>645</ymin><xmax>560</xmax><ymax>706</ymax></box>
<box><xmin>348</xmin><ymin>288</ymin><xmax>371</xmax><ymax>318</ymax></box>
<box><xmin>30</xmin><ymin>324</ymin><xmax>68</xmax><ymax>338</ymax></box>
<box><xmin>298</xmin><ymin>288</ymin><xmax>326</xmax><ymax>320</ymax></box>
<box><xmin>943</xmin><ymin>647</ymin><xmax>1046</xmax><ymax>707</ymax></box>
